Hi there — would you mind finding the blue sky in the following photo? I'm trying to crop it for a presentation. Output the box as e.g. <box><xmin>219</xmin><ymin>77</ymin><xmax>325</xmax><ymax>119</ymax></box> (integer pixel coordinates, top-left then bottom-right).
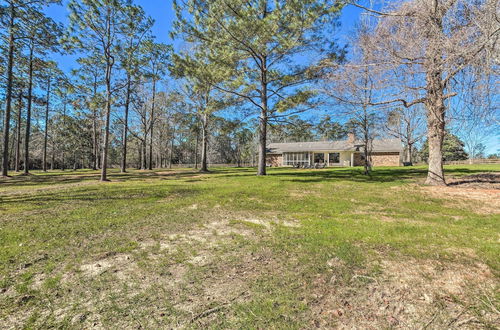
<box><xmin>45</xmin><ymin>1</ymin><xmax>498</xmax><ymax>155</ymax></box>
<box><xmin>46</xmin><ymin>0</ymin><xmax>362</xmax><ymax>71</ymax></box>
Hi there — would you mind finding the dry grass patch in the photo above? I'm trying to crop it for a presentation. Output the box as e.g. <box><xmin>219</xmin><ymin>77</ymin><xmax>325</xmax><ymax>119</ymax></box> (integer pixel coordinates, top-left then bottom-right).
<box><xmin>4</xmin><ymin>213</ymin><xmax>280</xmax><ymax>328</ymax></box>
<box><xmin>309</xmin><ymin>255</ymin><xmax>498</xmax><ymax>329</ymax></box>
<box><xmin>422</xmin><ymin>185</ymin><xmax>500</xmax><ymax>215</ymax></box>
<box><xmin>448</xmin><ymin>173</ymin><xmax>500</xmax><ymax>190</ymax></box>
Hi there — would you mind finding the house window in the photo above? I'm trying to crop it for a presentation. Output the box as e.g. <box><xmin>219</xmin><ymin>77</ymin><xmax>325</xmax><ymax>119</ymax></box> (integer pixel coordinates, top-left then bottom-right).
<box><xmin>283</xmin><ymin>153</ymin><xmax>310</xmax><ymax>166</ymax></box>
<box><xmin>314</xmin><ymin>153</ymin><xmax>325</xmax><ymax>163</ymax></box>
<box><xmin>329</xmin><ymin>153</ymin><xmax>340</xmax><ymax>164</ymax></box>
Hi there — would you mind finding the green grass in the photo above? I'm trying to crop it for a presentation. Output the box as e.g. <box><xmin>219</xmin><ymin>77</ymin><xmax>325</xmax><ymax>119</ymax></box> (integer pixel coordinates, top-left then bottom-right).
<box><xmin>0</xmin><ymin>165</ymin><xmax>499</xmax><ymax>328</ymax></box>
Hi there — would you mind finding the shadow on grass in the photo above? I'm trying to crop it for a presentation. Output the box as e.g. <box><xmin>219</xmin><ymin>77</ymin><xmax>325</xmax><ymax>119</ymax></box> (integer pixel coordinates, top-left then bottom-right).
<box><xmin>0</xmin><ymin>183</ymin><xmax>203</xmax><ymax>205</ymax></box>
<box><xmin>216</xmin><ymin>166</ymin><xmax>498</xmax><ymax>184</ymax></box>
<box><xmin>0</xmin><ymin>166</ymin><xmax>497</xmax><ymax>189</ymax></box>
<box><xmin>0</xmin><ymin>169</ymin><xmax>206</xmax><ymax>189</ymax></box>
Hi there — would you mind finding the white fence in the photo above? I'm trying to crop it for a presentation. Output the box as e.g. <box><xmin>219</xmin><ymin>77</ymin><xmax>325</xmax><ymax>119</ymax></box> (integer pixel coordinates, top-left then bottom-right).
<box><xmin>443</xmin><ymin>159</ymin><xmax>500</xmax><ymax>165</ymax></box>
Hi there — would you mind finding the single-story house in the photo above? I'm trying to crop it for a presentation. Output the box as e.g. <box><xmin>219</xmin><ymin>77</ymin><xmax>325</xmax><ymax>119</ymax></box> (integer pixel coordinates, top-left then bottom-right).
<box><xmin>266</xmin><ymin>134</ymin><xmax>403</xmax><ymax>167</ymax></box>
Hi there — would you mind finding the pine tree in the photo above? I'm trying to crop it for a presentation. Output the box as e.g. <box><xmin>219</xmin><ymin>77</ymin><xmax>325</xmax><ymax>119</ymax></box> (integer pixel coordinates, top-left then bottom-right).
<box><xmin>0</xmin><ymin>0</ymin><xmax>60</xmax><ymax>176</ymax></box>
<box><xmin>421</xmin><ymin>132</ymin><xmax>469</xmax><ymax>162</ymax></box>
<box><xmin>172</xmin><ymin>0</ymin><xmax>344</xmax><ymax>175</ymax></box>
<box><xmin>72</xmin><ymin>53</ymin><xmax>105</xmax><ymax>170</ymax></box>
<box><xmin>39</xmin><ymin>61</ymin><xmax>63</xmax><ymax>172</ymax></box>
<box><xmin>21</xmin><ymin>8</ymin><xmax>62</xmax><ymax>174</ymax></box>
<box><xmin>67</xmin><ymin>0</ymin><xmax>127</xmax><ymax>181</ymax></box>
<box><xmin>171</xmin><ymin>44</ymin><xmax>232</xmax><ymax>172</ymax></box>
<box><xmin>141</xmin><ymin>40</ymin><xmax>171</xmax><ymax>170</ymax></box>
<box><xmin>118</xmin><ymin>4</ymin><xmax>153</xmax><ymax>172</ymax></box>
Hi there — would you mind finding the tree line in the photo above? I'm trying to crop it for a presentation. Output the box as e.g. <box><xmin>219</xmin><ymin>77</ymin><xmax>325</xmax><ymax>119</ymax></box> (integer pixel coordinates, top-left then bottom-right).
<box><xmin>1</xmin><ymin>0</ymin><xmax>497</xmax><ymax>185</ymax></box>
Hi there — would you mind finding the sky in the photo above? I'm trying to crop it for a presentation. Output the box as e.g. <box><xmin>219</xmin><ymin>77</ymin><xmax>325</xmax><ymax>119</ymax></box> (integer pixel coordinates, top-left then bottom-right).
<box><xmin>44</xmin><ymin>1</ymin><xmax>498</xmax><ymax>155</ymax></box>
<box><xmin>46</xmin><ymin>0</ymin><xmax>363</xmax><ymax>71</ymax></box>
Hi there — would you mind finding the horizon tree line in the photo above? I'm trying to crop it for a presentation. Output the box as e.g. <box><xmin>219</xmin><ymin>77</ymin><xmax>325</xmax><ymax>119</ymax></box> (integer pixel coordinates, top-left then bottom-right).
<box><xmin>0</xmin><ymin>0</ymin><xmax>497</xmax><ymax>186</ymax></box>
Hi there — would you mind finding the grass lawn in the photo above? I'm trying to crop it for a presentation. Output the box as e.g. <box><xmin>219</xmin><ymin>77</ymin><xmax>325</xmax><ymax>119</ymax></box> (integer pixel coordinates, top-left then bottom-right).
<box><xmin>0</xmin><ymin>165</ymin><xmax>499</xmax><ymax>328</ymax></box>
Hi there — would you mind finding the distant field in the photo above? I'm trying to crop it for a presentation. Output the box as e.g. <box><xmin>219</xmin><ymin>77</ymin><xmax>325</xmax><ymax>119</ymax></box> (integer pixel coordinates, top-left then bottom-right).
<box><xmin>1</xmin><ymin>165</ymin><xmax>499</xmax><ymax>328</ymax></box>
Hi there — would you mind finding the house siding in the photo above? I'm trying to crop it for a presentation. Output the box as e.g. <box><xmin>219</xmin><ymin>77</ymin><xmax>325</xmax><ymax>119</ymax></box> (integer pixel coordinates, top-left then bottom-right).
<box><xmin>338</xmin><ymin>151</ymin><xmax>352</xmax><ymax>166</ymax></box>
<box><xmin>371</xmin><ymin>152</ymin><xmax>401</xmax><ymax>167</ymax></box>
<box><xmin>353</xmin><ymin>152</ymin><xmax>401</xmax><ymax>167</ymax></box>
<box><xmin>266</xmin><ymin>154</ymin><xmax>282</xmax><ymax>167</ymax></box>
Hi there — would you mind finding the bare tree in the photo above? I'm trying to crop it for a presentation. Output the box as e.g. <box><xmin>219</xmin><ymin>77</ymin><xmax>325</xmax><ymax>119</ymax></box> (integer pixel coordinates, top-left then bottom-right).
<box><xmin>450</xmin><ymin>66</ymin><xmax>499</xmax><ymax>161</ymax></box>
<box><xmin>384</xmin><ymin>105</ymin><xmax>426</xmax><ymax>164</ymax></box>
<box><xmin>326</xmin><ymin>61</ymin><xmax>384</xmax><ymax>175</ymax></box>
<box><xmin>324</xmin><ymin>24</ymin><xmax>385</xmax><ymax>175</ymax></box>
<box><xmin>350</xmin><ymin>0</ymin><xmax>499</xmax><ymax>185</ymax></box>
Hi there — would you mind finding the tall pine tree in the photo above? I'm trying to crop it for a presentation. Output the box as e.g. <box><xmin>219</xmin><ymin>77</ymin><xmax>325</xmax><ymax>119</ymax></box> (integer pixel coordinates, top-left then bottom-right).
<box><xmin>67</xmin><ymin>0</ymin><xmax>127</xmax><ymax>181</ymax></box>
<box><xmin>172</xmin><ymin>0</ymin><xmax>344</xmax><ymax>175</ymax></box>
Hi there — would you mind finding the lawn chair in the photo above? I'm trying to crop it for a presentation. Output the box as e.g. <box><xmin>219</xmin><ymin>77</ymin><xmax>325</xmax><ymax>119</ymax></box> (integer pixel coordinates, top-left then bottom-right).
<box><xmin>320</xmin><ymin>163</ymin><xmax>326</xmax><ymax>169</ymax></box>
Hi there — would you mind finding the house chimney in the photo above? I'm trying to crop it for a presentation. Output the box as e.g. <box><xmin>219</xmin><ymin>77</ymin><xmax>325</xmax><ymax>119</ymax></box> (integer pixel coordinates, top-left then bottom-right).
<box><xmin>347</xmin><ymin>132</ymin><xmax>355</xmax><ymax>144</ymax></box>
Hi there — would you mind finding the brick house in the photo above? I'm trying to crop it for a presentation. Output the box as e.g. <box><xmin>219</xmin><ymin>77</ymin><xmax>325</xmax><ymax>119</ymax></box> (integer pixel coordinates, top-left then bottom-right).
<box><xmin>266</xmin><ymin>134</ymin><xmax>403</xmax><ymax>167</ymax></box>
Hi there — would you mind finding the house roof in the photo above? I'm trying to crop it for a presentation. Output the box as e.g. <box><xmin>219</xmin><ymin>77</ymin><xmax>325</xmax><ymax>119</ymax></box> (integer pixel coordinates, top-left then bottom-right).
<box><xmin>267</xmin><ymin>139</ymin><xmax>403</xmax><ymax>154</ymax></box>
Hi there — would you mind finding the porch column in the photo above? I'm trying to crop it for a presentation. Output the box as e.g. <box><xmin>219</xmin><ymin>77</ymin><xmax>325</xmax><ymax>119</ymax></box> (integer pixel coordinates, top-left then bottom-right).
<box><xmin>326</xmin><ymin>153</ymin><xmax>329</xmax><ymax>167</ymax></box>
<box><xmin>350</xmin><ymin>152</ymin><xmax>354</xmax><ymax>167</ymax></box>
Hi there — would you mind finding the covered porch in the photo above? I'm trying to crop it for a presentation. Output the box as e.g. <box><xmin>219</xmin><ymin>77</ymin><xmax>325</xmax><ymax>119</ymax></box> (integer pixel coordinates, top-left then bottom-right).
<box><xmin>282</xmin><ymin>151</ymin><xmax>357</xmax><ymax>167</ymax></box>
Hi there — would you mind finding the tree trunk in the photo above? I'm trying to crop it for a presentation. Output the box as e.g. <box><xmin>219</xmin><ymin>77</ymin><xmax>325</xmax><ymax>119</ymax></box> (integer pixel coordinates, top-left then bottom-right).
<box><xmin>15</xmin><ymin>92</ymin><xmax>22</xmax><ymax>172</ymax></box>
<box><xmin>61</xmin><ymin>100</ymin><xmax>66</xmax><ymax>171</ymax></box>
<box><xmin>73</xmin><ymin>151</ymin><xmax>77</xmax><ymax>171</ymax></box>
<box><xmin>237</xmin><ymin>145</ymin><xmax>241</xmax><ymax>167</ymax></box>
<box><xmin>200</xmin><ymin>113</ymin><xmax>209</xmax><ymax>172</ymax></box>
<box><xmin>257</xmin><ymin>56</ymin><xmax>268</xmax><ymax>176</ymax></box>
<box><xmin>51</xmin><ymin>141</ymin><xmax>55</xmax><ymax>170</ymax></box>
<box><xmin>92</xmin><ymin>109</ymin><xmax>98</xmax><ymax>170</ymax></box>
<box><xmin>100</xmin><ymin>8</ymin><xmax>113</xmax><ymax>182</ymax></box>
<box><xmin>43</xmin><ymin>73</ymin><xmax>51</xmax><ymax>172</ymax></box>
<box><xmin>363</xmin><ymin>112</ymin><xmax>371</xmax><ymax>176</ymax></box>
<box><xmin>121</xmin><ymin>76</ymin><xmax>131</xmax><ymax>173</ymax></box>
<box><xmin>23</xmin><ymin>46</ymin><xmax>34</xmax><ymax>175</ymax></box>
<box><xmin>2</xmin><ymin>3</ymin><xmax>15</xmax><ymax>177</ymax></box>
<box><xmin>92</xmin><ymin>78</ymin><xmax>98</xmax><ymax>170</ymax></box>
<box><xmin>194</xmin><ymin>130</ymin><xmax>198</xmax><ymax>169</ymax></box>
<box><xmin>148</xmin><ymin>79</ymin><xmax>157</xmax><ymax>171</ymax></box>
<box><xmin>141</xmin><ymin>119</ymin><xmax>147</xmax><ymax>170</ymax></box>
<box><xmin>407</xmin><ymin>143</ymin><xmax>413</xmax><ymax>164</ymax></box>
<box><xmin>141</xmin><ymin>139</ymin><xmax>146</xmax><ymax>170</ymax></box>
<box><xmin>169</xmin><ymin>133</ymin><xmax>174</xmax><ymax>169</ymax></box>
<box><xmin>101</xmin><ymin>63</ymin><xmax>112</xmax><ymax>181</ymax></box>
<box><xmin>137</xmin><ymin>143</ymin><xmax>142</xmax><ymax>169</ymax></box>
<box><xmin>424</xmin><ymin>104</ymin><xmax>446</xmax><ymax>185</ymax></box>
<box><xmin>424</xmin><ymin>73</ymin><xmax>446</xmax><ymax>186</ymax></box>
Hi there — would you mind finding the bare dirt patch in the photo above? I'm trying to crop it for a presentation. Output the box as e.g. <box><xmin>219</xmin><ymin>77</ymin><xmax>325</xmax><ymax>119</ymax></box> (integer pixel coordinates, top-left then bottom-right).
<box><xmin>422</xmin><ymin>185</ymin><xmax>500</xmax><ymax>214</ymax></box>
<box><xmin>79</xmin><ymin>253</ymin><xmax>135</xmax><ymax>278</ymax></box>
<box><xmin>310</xmin><ymin>256</ymin><xmax>498</xmax><ymax>329</ymax></box>
<box><xmin>448</xmin><ymin>173</ymin><xmax>500</xmax><ymax>189</ymax></box>
<box><xmin>416</xmin><ymin>173</ymin><xmax>500</xmax><ymax>214</ymax></box>
<box><xmin>9</xmin><ymin>214</ymin><xmax>278</xmax><ymax>329</ymax></box>
<box><xmin>139</xmin><ymin>210</ymin><xmax>300</xmax><ymax>253</ymax></box>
